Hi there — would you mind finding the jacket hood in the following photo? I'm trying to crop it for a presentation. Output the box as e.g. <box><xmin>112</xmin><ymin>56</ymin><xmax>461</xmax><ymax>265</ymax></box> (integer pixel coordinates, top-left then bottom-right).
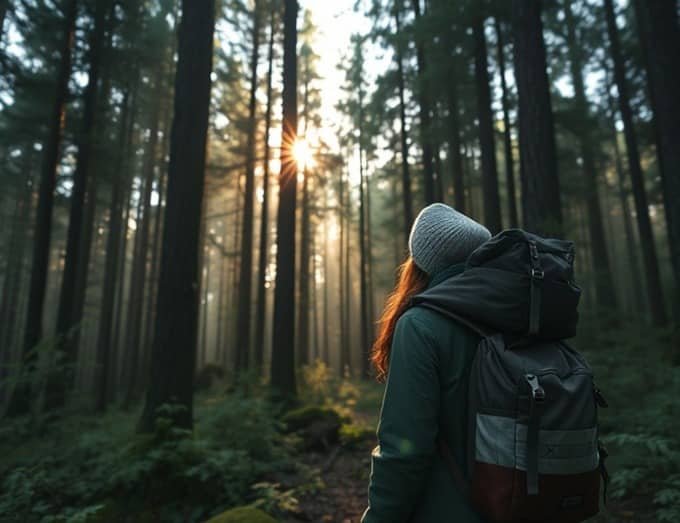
<box><xmin>410</xmin><ymin>229</ymin><xmax>582</xmax><ymax>340</ymax></box>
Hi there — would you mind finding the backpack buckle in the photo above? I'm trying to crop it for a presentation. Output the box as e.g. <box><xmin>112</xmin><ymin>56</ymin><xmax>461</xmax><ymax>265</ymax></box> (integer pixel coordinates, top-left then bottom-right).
<box><xmin>531</xmin><ymin>268</ymin><xmax>544</xmax><ymax>280</ymax></box>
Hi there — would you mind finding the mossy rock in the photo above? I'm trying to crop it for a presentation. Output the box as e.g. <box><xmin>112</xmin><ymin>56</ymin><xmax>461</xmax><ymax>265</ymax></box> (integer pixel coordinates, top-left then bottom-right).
<box><xmin>205</xmin><ymin>506</ymin><xmax>277</xmax><ymax>523</ymax></box>
<box><xmin>281</xmin><ymin>406</ymin><xmax>341</xmax><ymax>432</ymax></box>
<box><xmin>281</xmin><ymin>406</ymin><xmax>341</xmax><ymax>450</ymax></box>
<box><xmin>340</xmin><ymin>423</ymin><xmax>376</xmax><ymax>448</ymax></box>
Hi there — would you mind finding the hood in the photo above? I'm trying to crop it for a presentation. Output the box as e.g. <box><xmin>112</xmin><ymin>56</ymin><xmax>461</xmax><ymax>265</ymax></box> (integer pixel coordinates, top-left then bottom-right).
<box><xmin>410</xmin><ymin>229</ymin><xmax>581</xmax><ymax>340</ymax></box>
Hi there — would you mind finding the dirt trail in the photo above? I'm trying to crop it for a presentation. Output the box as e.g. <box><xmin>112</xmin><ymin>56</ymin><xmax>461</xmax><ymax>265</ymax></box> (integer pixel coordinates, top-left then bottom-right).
<box><xmin>291</xmin><ymin>442</ymin><xmax>374</xmax><ymax>523</ymax></box>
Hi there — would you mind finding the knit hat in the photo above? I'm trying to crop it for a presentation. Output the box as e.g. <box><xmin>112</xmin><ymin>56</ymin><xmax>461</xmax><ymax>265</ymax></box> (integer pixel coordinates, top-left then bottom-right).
<box><xmin>408</xmin><ymin>203</ymin><xmax>492</xmax><ymax>275</ymax></box>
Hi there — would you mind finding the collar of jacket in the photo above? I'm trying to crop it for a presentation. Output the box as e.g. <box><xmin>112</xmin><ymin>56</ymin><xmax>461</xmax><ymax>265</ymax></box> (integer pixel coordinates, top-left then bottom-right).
<box><xmin>427</xmin><ymin>262</ymin><xmax>466</xmax><ymax>289</ymax></box>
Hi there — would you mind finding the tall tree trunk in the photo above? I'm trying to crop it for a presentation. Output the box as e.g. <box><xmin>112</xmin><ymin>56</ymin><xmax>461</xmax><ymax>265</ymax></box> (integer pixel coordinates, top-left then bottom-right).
<box><xmin>47</xmin><ymin>0</ymin><xmax>109</xmax><ymax>410</ymax></box>
<box><xmin>613</xmin><ymin>129</ymin><xmax>644</xmax><ymax>316</ymax></box>
<box><xmin>254</xmin><ymin>9</ymin><xmax>277</xmax><ymax>372</ymax></box>
<box><xmin>322</xmin><ymin>188</ymin><xmax>330</xmax><ymax>365</ymax></box>
<box><xmin>411</xmin><ymin>0</ymin><xmax>435</xmax><ymax>204</ymax></box>
<box><xmin>235</xmin><ymin>1</ymin><xmax>262</xmax><ymax>373</ymax></box>
<box><xmin>95</xmin><ymin>90</ymin><xmax>132</xmax><ymax>412</ymax></box>
<box><xmin>603</xmin><ymin>0</ymin><xmax>667</xmax><ymax>327</ymax></box>
<box><xmin>473</xmin><ymin>17</ymin><xmax>502</xmax><ymax>233</ymax></box>
<box><xmin>139</xmin><ymin>0</ymin><xmax>215</xmax><ymax>431</ymax></box>
<box><xmin>511</xmin><ymin>0</ymin><xmax>563</xmax><ymax>237</ymax></box>
<box><xmin>494</xmin><ymin>17</ymin><xmax>518</xmax><ymax>227</ymax></box>
<box><xmin>0</xmin><ymin>148</ymin><xmax>33</xmax><ymax>403</ymax></box>
<box><xmin>122</xmin><ymin>73</ymin><xmax>163</xmax><ymax>408</ymax></box>
<box><xmin>297</xmin><ymin>165</ymin><xmax>311</xmax><ymax>367</ymax></box>
<box><xmin>635</xmin><ymin>0</ymin><xmax>680</xmax><ymax>327</ymax></box>
<box><xmin>6</xmin><ymin>0</ymin><xmax>77</xmax><ymax>417</ymax></box>
<box><xmin>563</xmin><ymin>0</ymin><xmax>618</xmax><ymax>313</ymax></box>
<box><xmin>338</xmin><ymin>168</ymin><xmax>348</xmax><ymax>376</ymax></box>
<box><xmin>358</xmin><ymin>140</ymin><xmax>370</xmax><ymax>379</ymax></box>
<box><xmin>297</xmin><ymin>52</ymin><xmax>311</xmax><ymax>370</ymax></box>
<box><xmin>270</xmin><ymin>0</ymin><xmax>299</xmax><ymax>400</ymax></box>
<box><xmin>393</xmin><ymin>1</ymin><xmax>414</xmax><ymax>243</ymax></box>
<box><xmin>447</xmin><ymin>80</ymin><xmax>465</xmax><ymax>213</ymax></box>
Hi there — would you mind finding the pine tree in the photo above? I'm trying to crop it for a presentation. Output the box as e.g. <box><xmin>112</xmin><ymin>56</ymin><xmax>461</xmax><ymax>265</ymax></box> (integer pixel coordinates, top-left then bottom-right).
<box><xmin>140</xmin><ymin>0</ymin><xmax>216</xmax><ymax>431</ymax></box>
<box><xmin>270</xmin><ymin>0</ymin><xmax>299</xmax><ymax>400</ymax></box>
<box><xmin>603</xmin><ymin>0</ymin><xmax>667</xmax><ymax>327</ymax></box>
<box><xmin>511</xmin><ymin>0</ymin><xmax>563</xmax><ymax>237</ymax></box>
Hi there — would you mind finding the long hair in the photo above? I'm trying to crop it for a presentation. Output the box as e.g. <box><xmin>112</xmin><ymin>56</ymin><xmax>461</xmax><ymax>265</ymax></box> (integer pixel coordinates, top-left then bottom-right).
<box><xmin>371</xmin><ymin>257</ymin><xmax>429</xmax><ymax>382</ymax></box>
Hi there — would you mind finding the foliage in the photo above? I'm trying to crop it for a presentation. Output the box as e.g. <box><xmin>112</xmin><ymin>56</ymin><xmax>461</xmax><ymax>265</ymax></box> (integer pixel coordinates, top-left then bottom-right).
<box><xmin>204</xmin><ymin>505</ymin><xmax>278</xmax><ymax>523</ymax></box>
<box><xmin>577</xmin><ymin>320</ymin><xmax>680</xmax><ymax>521</ymax></box>
<box><xmin>0</xmin><ymin>393</ymin><xmax>288</xmax><ymax>522</ymax></box>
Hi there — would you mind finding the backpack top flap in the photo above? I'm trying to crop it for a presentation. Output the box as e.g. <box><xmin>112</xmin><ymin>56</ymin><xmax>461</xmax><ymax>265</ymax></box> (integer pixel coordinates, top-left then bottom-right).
<box><xmin>411</xmin><ymin>229</ymin><xmax>582</xmax><ymax>340</ymax></box>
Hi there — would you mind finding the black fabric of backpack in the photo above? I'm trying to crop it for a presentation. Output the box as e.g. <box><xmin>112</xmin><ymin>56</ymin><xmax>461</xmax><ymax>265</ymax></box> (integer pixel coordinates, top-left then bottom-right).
<box><xmin>410</xmin><ymin>229</ymin><xmax>609</xmax><ymax>523</ymax></box>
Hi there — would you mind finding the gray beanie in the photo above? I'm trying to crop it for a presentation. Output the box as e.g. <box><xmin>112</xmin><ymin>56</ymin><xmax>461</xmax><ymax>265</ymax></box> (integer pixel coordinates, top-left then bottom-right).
<box><xmin>408</xmin><ymin>203</ymin><xmax>491</xmax><ymax>275</ymax></box>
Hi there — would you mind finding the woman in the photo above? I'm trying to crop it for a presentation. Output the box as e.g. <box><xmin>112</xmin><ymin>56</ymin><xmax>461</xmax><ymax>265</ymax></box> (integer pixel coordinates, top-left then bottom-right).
<box><xmin>362</xmin><ymin>203</ymin><xmax>491</xmax><ymax>523</ymax></box>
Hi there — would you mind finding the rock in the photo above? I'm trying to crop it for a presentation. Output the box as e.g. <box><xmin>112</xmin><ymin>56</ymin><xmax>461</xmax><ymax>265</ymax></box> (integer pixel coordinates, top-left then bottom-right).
<box><xmin>204</xmin><ymin>506</ymin><xmax>277</xmax><ymax>523</ymax></box>
<box><xmin>281</xmin><ymin>406</ymin><xmax>342</xmax><ymax>450</ymax></box>
<box><xmin>339</xmin><ymin>424</ymin><xmax>375</xmax><ymax>449</ymax></box>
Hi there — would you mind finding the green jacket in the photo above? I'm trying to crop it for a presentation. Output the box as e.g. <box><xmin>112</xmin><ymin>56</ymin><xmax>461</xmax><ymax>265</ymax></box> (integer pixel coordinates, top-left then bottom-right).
<box><xmin>362</xmin><ymin>264</ymin><xmax>486</xmax><ymax>523</ymax></box>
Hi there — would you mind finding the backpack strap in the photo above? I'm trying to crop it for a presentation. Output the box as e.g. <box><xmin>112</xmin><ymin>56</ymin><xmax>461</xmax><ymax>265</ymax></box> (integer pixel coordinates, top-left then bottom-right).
<box><xmin>414</xmin><ymin>302</ymin><xmax>495</xmax><ymax>338</ymax></box>
<box><xmin>528</xmin><ymin>240</ymin><xmax>544</xmax><ymax>336</ymax></box>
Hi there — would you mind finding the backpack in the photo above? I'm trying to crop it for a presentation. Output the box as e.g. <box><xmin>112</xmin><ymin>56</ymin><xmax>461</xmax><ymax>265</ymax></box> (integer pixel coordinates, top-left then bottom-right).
<box><xmin>411</xmin><ymin>229</ymin><xmax>609</xmax><ymax>523</ymax></box>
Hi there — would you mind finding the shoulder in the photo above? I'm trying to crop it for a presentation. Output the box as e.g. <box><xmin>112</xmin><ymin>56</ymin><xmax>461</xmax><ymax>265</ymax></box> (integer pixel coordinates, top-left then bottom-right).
<box><xmin>398</xmin><ymin>306</ymin><xmax>472</xmax><ymax>342</ymax></box>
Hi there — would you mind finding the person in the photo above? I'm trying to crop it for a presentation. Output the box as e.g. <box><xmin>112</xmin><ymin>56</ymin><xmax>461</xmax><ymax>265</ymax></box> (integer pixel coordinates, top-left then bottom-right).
<box><xmin>362</xmin><ymin>203</ymin><xmax>491</xmax><ymax>523</ymax></box>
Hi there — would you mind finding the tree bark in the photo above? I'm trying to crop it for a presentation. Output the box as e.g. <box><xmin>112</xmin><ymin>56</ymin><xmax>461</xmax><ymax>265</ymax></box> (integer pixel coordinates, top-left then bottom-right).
<box><xmin>139</xmin><ymin>0</ymin><xmax>215</xmax><ymax>431</ymax></box>
<box><xmin>604</xmin><ymin>0</ymin><xmax>667</xmax><ymax>327</ymax></box>
<box><xmin>473</xmin><ymin>17</ymin><xmax>502</xmax><ymax>233</ymax></box>
<box><xmin>563</xmin><ymin>0</ymin><xmax>618</xmax><ymax>313</ymax></box>
<box><xmin>511</xmin><ymin>0</ymin><xmax>563</xmax><ymax>237</ymax></box>
<box><xmin>6</xmin><ymin>0</ymin><xmax>78</xmax><ymax>417</ymax></box>
<box><xmin>270</xmin><ymin>0</ymin><xmax>298</xmax><ymax>400</ymax></box>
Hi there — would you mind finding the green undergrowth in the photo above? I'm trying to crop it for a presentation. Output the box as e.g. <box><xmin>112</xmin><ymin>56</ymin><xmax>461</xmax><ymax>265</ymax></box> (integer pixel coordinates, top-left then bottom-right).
<box><xmin>0</xmin><ymin>389</ymin><xmax>293</xmax><ymax>522</ymax></box>
<box><xmin>0</xmin><ymin>370</ymin><xmax>383</xmax><ymax>522</ymax></box>
<box><xmin>577</xmin><ymin>319</ymin><xmax>680</xmax><ymax>522</ymax></box>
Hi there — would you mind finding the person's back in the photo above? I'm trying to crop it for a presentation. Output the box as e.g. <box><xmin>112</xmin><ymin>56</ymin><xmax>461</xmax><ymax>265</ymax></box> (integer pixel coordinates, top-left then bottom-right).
<box><xmin>363</xmin><ymin>204</ymin><xmax>491</xmax><ymax>522</ymax></box>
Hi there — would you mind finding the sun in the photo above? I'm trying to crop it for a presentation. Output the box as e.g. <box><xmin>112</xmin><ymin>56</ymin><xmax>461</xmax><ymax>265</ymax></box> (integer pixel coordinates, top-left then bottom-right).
<box><xmin>293</xmin><ymin>138</ymin><xmax>314</xmax><ymax>168</ymax></box>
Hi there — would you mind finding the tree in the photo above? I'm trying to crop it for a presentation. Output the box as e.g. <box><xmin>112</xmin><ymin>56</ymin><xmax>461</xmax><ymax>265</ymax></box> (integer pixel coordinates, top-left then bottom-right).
<box><xmin>563</xmin><ymin>0</ymin><xmax>617</xmax><ymax>313</ymax></box>
<box><xmin>494</xmin><ymin>16</ymin><xmax>518</xmax><ymax>228</ymax></box>
<box><xmin>393</xmin><ymin>0</ymin><xmax>414</xmax><ymax>243</ymax></box>
<box><xmin>635</xmin><ymin>0</ymin><xmax>680</xmax><ymax>324</ymax></box>
<box><xmin>270</xmin><ymin>0</ymin><xmax>299</xmax><ymax>400</ymax></box>
<box><xmin>511</xmin><ymin>0</ymin><xmax>562</xmax><ymax>237</ymax></box>
<box><xmin>603</xmin><ymin>0</ymin><xmax>667</xmax><ymax>327</ymax></box>
<box><xmin>139</xmin><ymin>0</ymin><xmax>216</xmax><ymax>431</ymax></box>
<box><xmin>411</xmin><ymin>0</ymin><xmax>436</xmax><ymax>204</ymax></box>
<box><xmin>254</xmin><ymin>7</ymin><xmax>278</xmax><ymax>371</ymax></box>
<box><xmin>472</xmin><ymin>16</ymin><xmax>502</xmax><ymax>233</ymax></box>
<box><xmin>6</xmin><ymin>0</ymin><xmax>78</xmax><ymax>417</ymax></box>
<box><xmin>235</xmin><ymin>0</ymin><xmax>262</xmax><ymax>373</ymax></box>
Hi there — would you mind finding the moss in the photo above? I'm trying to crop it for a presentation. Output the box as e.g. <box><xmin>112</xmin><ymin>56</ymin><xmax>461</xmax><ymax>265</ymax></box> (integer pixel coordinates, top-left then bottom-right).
<box><xmin>281</xmin><ymin>406</ymin><xmax>341</xmax><ymax>433</ymax></box>
<box><xmin>205</xmin><ymin>506</ymin><xmax>277</xmax><ymax>523</ymax></box>
<box><xmin>339</xmin><ymin>423</ymin><xmax>375</xmax><ymax>448</ymax></box>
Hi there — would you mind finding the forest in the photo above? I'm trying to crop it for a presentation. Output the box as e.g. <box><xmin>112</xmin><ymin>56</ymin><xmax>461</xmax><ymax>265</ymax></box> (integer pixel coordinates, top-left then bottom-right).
<box><xmin>0</xmin><ymin>0</ymin><xmax>679</xmax><ymax>521</ymax></box>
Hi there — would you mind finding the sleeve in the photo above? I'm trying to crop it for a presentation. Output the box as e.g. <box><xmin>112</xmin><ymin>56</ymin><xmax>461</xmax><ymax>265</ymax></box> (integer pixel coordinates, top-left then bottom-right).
<box><xmin>362</xmin><ymin>313</ymin><xmax>441</xmax><ymax>523</ymax></box>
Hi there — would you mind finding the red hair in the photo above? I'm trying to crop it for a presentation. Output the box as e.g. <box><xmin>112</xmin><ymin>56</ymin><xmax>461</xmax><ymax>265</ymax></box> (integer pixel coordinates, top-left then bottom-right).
<box><xmin>371</xmin><ymin>257</ymin><xmax>429</xmax><ymax>382</ymax></box>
